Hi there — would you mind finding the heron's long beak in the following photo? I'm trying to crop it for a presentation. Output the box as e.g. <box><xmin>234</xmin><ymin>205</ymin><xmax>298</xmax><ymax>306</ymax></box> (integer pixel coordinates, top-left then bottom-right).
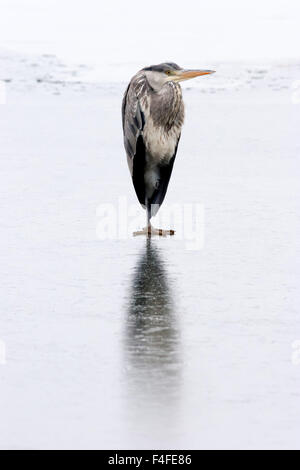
<box><xmin>173</xmin><ymin>69</ymin><xmax>215</xmax><ymax>82</ymax></box>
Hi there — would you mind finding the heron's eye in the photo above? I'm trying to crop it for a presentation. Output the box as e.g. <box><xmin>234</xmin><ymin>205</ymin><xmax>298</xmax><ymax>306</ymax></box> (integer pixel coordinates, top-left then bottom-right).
<box><xmin>165</xmin><ymin>70</ymin><xmax>171</xmax><ymax>75</ymax></box>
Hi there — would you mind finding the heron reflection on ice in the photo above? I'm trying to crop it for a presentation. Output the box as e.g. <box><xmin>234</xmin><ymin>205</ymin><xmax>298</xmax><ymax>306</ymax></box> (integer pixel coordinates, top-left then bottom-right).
<box><xmin>124</xmin><ymin>239</ymin><xmax>182</xmax><ymax>405</ymax></box>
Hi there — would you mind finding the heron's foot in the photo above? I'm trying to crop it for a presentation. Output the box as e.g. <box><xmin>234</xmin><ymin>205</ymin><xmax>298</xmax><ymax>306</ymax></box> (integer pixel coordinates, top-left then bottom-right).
<box><xmin>150</xmin><ymin>227</ymin><xmax>175</xmax><ymax>237</ymax></box>
<box><xmin>133</xmin><ymin>226</ymin><xmax>175</xmax><ymax>237</ymax></box>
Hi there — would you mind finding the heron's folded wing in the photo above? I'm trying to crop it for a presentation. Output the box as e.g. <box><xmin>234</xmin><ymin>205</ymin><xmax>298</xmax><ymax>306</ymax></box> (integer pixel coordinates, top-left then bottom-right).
<box><xmin>122</xmin><ymin>77</ymin><xmax>146</xmax><ymax>159</ymax></box>
<box><xmin>122</xmin><ymin>76</ymin><xmax>147</xmax><ymax>206</ymax></box>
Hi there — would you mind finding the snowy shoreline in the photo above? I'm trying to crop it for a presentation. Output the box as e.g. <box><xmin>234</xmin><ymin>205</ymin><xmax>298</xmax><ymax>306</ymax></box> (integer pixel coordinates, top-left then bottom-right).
<box><xmin>1</xmin><ymin>49</ymin><xmax>299</xmax><ymax>102</ymax></box>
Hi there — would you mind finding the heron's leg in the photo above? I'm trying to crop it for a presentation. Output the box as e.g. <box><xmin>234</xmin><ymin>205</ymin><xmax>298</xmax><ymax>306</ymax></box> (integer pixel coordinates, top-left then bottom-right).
<box><xmin>133</xmin><ymin>203</ymin><xmax>175</xmax><ymax>236</ymax></box>
<box><xmin>146</xmin><ymin>206</ymin><xmax>175</xmax><ymax>236</ymax></box>
<box><xmin>132</xmin><ymin>208</ymin><xmax>151</xmax><ymax>237</ymax></box>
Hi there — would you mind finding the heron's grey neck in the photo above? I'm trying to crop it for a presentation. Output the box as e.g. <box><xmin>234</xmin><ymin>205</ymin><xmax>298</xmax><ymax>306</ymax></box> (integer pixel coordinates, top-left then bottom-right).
<box><xmin>150</xmin><ymin>82</ymin><xmax>183</xmax><ymax>131</ymax></box>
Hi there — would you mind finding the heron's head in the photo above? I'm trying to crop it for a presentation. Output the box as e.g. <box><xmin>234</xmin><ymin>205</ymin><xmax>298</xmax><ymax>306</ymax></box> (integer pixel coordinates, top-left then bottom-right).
<box><xmin>143</xmin><ymin>62</ymin><xmax>215</xmax><ymax>91</ymax></box>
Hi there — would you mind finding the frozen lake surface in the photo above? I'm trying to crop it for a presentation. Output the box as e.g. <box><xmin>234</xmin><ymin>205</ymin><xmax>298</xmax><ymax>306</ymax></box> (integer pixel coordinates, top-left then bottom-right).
<box><xmin>0</xmin><ymin>51</ymin><xmax>300</xmax><ymax>449</ymax></box>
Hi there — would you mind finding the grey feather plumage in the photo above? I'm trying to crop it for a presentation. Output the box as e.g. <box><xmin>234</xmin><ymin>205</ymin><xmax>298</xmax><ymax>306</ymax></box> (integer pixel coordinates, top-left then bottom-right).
<box><xmin>122</xmin><ymin>63</ymin><xmax>185</xmax><ymax>219</ymax></box>
<box><xmin>122</xmin><ymin>73</ymin><xmax>147</xmax><ymax>172</ymax></box>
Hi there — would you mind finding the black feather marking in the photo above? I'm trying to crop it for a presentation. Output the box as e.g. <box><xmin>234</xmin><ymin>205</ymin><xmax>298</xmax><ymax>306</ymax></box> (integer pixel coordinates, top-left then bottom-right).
<box><xmin>132</xmin><ymin>135</ymin><xmax>146</xmax><ymax>207</ymax></box>
<box><xmin>143</xmin><ymin>63</ymin><xmax>181</xmax><ymax>72</ymax></box>
<box><xmin>140</xmin><ymin>109</ymin><xmax>145</xmax><ymax>128</ymax></box>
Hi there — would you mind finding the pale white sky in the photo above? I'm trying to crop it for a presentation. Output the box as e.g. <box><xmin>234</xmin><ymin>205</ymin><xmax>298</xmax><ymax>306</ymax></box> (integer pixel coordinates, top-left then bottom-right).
<box><xmin>0</xmin><ymin>0</ymin><xmax>299</xmax><ymax>64</ymax></box>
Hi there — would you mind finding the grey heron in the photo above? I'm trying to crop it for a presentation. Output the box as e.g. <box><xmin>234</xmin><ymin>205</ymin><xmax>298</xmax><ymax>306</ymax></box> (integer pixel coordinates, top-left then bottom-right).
<box><xmin>122</xmin><ymin>62</ymin><xmax>215</xmax><ymax>236</ymax></box>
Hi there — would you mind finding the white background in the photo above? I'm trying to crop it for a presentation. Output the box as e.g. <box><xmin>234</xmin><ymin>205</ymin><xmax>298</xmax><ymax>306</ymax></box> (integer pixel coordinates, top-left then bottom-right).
<box><xmin>0</xmin><ymin>0</ymin><xmax>300</xmax><ymax>64</ymax></box>
<box><xmin>0</xmin><ymin>0</ymin><xmax>299</xmax><ymax>451</ymax></box>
